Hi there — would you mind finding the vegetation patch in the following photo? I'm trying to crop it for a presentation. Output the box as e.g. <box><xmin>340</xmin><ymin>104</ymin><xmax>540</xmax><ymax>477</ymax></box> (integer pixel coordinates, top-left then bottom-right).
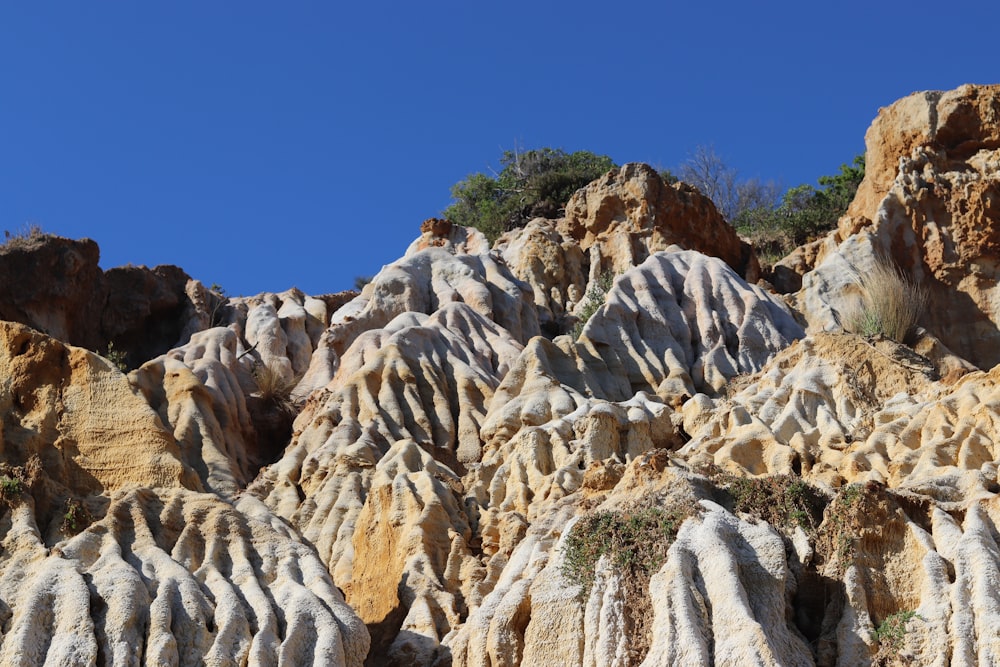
<box><xmin>669</xmin><ymin>146</ymin><xmax>864</xmax><ymax>265</ymax></box>
<box><xmin>561</xmin><ymin>503</ymin><xmax>692</xmax><ymax>664</ymax></box>
<box><xmin>572</xmin><ymin>271</ymin><xmax>616</xmax><ymax>338</ymax></box>
<box><xmin>61</xmin><ymin>498</ymin><xmax>92</xmax><ymax>535</ymax></box>
<box><xmin>251</xmin><ymin>361</ymin><xmax>300</xmax><ymax>415</ymax></box>
<box><xmin>1</xmin><ymin>224</ymin><xmax>48</xmax><ymax>252</ymax></box>
<box><xmin>102</xmin><ymin>341</ymin><xmax>130</xmax><ymax>373</ymax></box>
<box><xmin>872</xmin><ymin>610</ymin><xmax>921</xmax><ymax>664</ymax></box>
<box><xmin>733</xmin><ymin>156</ymin><xmax>865</xmax><ymax>264</ymax></box>
<box><xmin>208</xmin><ymin>283</ymin><xmax>231</xmax><ymax>328</ymax></box>
<box><xmin>712</xmin><ymin>472</ymin><xmax>828</xmax><ymax>534</ymax></box>
<box><xmin>0</xmin><ymin>457</ymin><xmax>40</xmax><ymax>508</ymax></box>
<box><xmin>814</xmin><ymin>482</ymin><xmax>872</xmax><ymax>573</ymax></box>
<box><xmin>845</xmin><ymin>258</ymin><xmax>927</xmax><ymax>343</ymax></box>
<box><xmin>0</xmin><ymin>474</ymin><xmax>24</xmax><ymax>505</ymax></box>
<box><xmin>444</xmin><ymin>147</ymin><xmax>616</xmax><ymax>243</ymax></box>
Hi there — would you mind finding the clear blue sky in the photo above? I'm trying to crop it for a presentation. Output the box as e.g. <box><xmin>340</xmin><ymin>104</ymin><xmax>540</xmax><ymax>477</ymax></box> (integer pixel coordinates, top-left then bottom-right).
<box><xmin>2</xmin><ymin>2</ymin><xmax>997</xmax><ymax>296</ymax></box>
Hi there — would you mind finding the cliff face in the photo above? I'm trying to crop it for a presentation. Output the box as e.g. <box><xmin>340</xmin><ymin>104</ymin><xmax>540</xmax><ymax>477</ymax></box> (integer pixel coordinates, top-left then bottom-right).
<box><xmin>2</xmin><ymin>83</ymin><xmax>1000</xmax><ymax>667</ymax></box>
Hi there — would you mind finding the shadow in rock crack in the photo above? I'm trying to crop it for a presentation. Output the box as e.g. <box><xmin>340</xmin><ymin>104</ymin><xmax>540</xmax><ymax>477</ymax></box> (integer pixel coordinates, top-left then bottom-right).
<box><xmin>244</xmin><ymin>395</ymin><xmax>297</xmax><ymax>475</ymax></box>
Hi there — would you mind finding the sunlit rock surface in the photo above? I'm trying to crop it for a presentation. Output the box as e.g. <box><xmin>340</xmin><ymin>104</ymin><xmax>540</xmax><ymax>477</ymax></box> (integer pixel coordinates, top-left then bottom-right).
<box><xmin>7</xmin><ymin>83</ymin><xmax>1000</xmax><ymax>666</ymax></box>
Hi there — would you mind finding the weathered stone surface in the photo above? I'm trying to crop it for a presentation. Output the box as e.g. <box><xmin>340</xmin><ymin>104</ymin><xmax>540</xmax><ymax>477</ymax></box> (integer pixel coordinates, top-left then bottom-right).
<box><xmin>11</xmin><ymin>84</ymin><xmax>1000</xmax><ymax>667</ymax></box>
<box><xmin>0</xmin><ymin>321</ymin><xmax>198</xmax><ymax>501</ymax></box>
<box><xmin>677</xmin><ymin>331</ymin><xmax>1000</xmax><ymax>510</ymax></box>
<box><xmin>494</xmin><ymin>218</ymin><xmax>588</xmax><ymax>333</ymax></box>
<box><xmin>132</xmin><ymin>327</ymin><xmax>258</xmax><ymax>499</ymax></box>
<box><xmin>296</xmin><ymin>247</ymin><xmax>539</xmax><ymax>397</ymax></box>
<box><xmin>559</xmin><ymin>163</ymin><xmax>759</xmax><ymax>281</ymax></box>
<box><xmin>793</xmin><ymin>84</ymin><xmax>1000</xmax><ymax>369</ymax></box>
<box><xmin>0</xmin><ymin>234</ymin><xmax>212</xmax><ymax>368</ymax></box>
<box><xmin>0</xmin><ymin>488</ymin><xmax>369</xmax><ymax>667</ymax></box>
<box><xmin>407</xmin><ymin>217</ymin><xmax>491</xmax><ymax>255</ymax></box>
<box><xmin>493</xmin><ymin>164</ymin><xmax>761</xmax><ymax>336</ymax></box>
<box><xmin>0</xmin><ymin>322</ymin><xmax>370</xmax><ymax>666</ymax></box>
<box><xmin>580</xmin><ymin>249</ymin><xmax>804</xmax><ymax>400</ymax></box>
<box><xmin>252</xmin><ymin>302</ymin><xmax>524</xmax><ymax>662</ymax></box>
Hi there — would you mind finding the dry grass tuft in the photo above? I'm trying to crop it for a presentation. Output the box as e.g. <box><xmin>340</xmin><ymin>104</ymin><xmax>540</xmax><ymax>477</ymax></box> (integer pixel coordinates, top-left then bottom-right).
<box><xmin>2</xmin><ymin>224</ymin><xmax>47</xmax><ymax>251</ymax></box>
<box><xmin>251</xmin><ymin>362</ymin><xmax>300</xmax><ymax>414</ymax></box>
<box><xmin>845</xmin><ymin>258</ymin><xmax>927</xmax><ymax>343</ymax></box>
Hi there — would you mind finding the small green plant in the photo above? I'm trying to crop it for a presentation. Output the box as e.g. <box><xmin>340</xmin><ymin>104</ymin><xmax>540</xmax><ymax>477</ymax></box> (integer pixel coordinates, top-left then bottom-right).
<box><xmin>61</xmin><ymin>498</ymin><xmax>91</xmax><ymax>535</ymax></box>
<box><xmin>0</xmin><ymin>458</ymin><xmax>39</xmax><ymax>509</ymax></box>
<box><xmin>103</xmin><ymin>341</ymin><xmax>129</xmax><ymax>373</ymax></box>
<box><xmin>872</xmin><ymin>610</ymin><xmax>920</xmax><ymax>653</ymax></box>
<box><xmin>561</xmin><ymin>504</ymin><xmax>690</xmax><ymax>662</ymax></box>
<box><xmin>845</xmin><ymin>258</ymin><xmax>927</xmax><ymax>343</ymax></box>
<box><xmin>572</xmin><ymin>271</ymin><xmax>617</xmax><ymax>338</ymax></box>
<box><xmin>819</xmin><ymin>483</ymin><xmax>867</xmax><ymax>568</ymax></box>
<box><xmin>840</xmin><ymin>483</ymin><xmax>862</xmax><ymax>506</ymax></box>
<box><xmin>0</xmin><ymin>475</ymin><xmax>23</xmax><ymax>503</ymax></box>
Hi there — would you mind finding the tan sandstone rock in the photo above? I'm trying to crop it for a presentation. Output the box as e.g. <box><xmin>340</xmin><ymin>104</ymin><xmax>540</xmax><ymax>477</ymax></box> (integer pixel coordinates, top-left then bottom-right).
<box><xmin>559</xmin><ymin>163</ymin><xmax>758</xmax><ymax>281</ymax></box>
<box><xmin>793</xmin><ymin>84</ymin><xmax>1000</xmax><ymax>369</ymax></box>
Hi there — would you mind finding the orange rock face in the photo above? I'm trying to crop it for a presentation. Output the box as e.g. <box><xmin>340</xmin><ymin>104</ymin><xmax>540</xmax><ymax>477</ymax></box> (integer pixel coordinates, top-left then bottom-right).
<box><xmin>797</xmin><ymin>84</ymin><xmax>1000</xmax><ymax>368</ymax></box>
<box><xmin>559</xmin><ymin>163</ymin><xmax>759</xmax><ymax>280</ymax></box>
<box><xmin>849</xmin><ymin>84</ymin><xmax>1000</xmax><ymax>223</ymax></box>
<box><xmin>420</xmin><ymin>216</ymin><xmax>454</xmax><ymax>237</ymax></box>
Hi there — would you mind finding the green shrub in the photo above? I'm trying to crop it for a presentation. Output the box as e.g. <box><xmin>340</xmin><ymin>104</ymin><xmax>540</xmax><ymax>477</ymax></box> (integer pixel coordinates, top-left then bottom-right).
<box><xmin>572</xmin><ymin>271</ymin><xmax>616</xmax><ymax>338</ymax></box>
<box><xmin>561</xmin><ymin>505</ymin><xmax>688</xmax><ymax>598</ymax></box>
<box><xmin>444</xmin><ymin>148</ymin><xmax>616</xmax><ymax>244</ymax></box>
<box><xmin>713</xmin><ymin>473</ymin><xmax>827</xmax><ymax>534</ymax></box>
<box><xmin>62</xmin><ymin>498</ymin><xmax>91</xmax><ymax>534</ymax></box>
<box><xmin>103</xmin><ymin>341</ymin><xmax>129</xmax><ymax>373</ymax></box>
<box><xmin>845</xmin><ymin>258</ymin><xmax>927</xmax><ymax>343</ymax></box>
<box><xmin>561</xmin><ymin>504</ymin><xmax>690</xmax><ymax>662</ymax></box>
<box><xmin>817</xmin><ymin>483</ymin><xmax>866</xmax><ymax>568</ymax></box>
<box><xmin>873</xmin><ymin>610</ymin><xmax>919</xmax><ymax>653</ymax></box>
<box><xmin>733</xmin><ymin>155</ymin><xmax>865</xmax><ymax>263</ymax></box>
<box><xmin>0</xmin><ymin>475</ymin><xmax>23</xmax><ymax>503</ymax></box>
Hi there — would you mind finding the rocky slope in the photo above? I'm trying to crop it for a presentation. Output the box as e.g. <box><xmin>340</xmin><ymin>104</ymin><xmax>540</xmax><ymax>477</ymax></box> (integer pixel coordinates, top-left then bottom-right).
<box><xmin>2</xmin><ymin>83</ymin><xmax>1000</xmax><ymax>666</ymax></box>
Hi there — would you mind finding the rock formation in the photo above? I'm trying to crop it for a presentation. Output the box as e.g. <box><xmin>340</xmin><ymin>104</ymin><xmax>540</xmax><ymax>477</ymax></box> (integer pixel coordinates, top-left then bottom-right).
<box><xmin>5</xmin><ymin>83</ymin><xmax>1000</xmax><ymax>666</ymax></box>
<box><xmin>791</xmin><ymin>84</ymin><xmax>1000</xmax><ymax>369</ymax></box>
<box><xmin>495</xmin><ymin>162</ymin><xmax>760</xmax><ymax>334</ymax></box>
<box><xmin>0</xmin><ymin>234</ymin><xmax>213</xmax><ymax>369</ymax></box>
<box><xmin>0</xmin><ymin>320</ymin><xmax>368</xmax><ymax>666</ymax></box>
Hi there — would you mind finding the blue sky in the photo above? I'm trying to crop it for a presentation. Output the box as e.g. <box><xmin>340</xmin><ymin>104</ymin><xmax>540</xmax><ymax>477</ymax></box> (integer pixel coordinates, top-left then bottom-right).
<box><xmin>2</xmin><ymin>2</ymin><xmax>997</xmax><ymax>296</ymax></box>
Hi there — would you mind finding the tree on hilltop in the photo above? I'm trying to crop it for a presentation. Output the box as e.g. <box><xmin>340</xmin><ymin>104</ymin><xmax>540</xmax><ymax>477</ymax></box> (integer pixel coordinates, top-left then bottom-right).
<box><xmin>676</xmin><ymin>146</ymin><xmax>865</xmax><ymax>264</ymax></box>
<box><xmin>732</xmin><ymin>154</ymin><xmax>865</xmax><ymax>262</ymax></box>
<box><xmin>444</xmin><ymin>148</ymin><xmax>617</xmax><ymax>243</ymax></box>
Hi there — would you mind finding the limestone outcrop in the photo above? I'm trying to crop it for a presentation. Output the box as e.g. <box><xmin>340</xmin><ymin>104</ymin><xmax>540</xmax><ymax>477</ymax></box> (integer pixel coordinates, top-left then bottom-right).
<box><xmin>0</xmin><ymin>321</ymin><xmax>369</xmax><ymax>666</ymax></box>
<box><xmin>559</xmin><ymin>163</ymin><xmax>758</xmax><ymax>281</ymax></box>
<box><xmin>0</xmin><ymin>487</ymin><xmax>369</xmax><ymax>666</ymax></box>
<box><xmin>295</xmin><ymin>248</ymin><xmax>539</xmax><ymax>396</ymax></box>
<box><xmin>578</xmin><ymin>250</ymin><xmax>804</xmax><ymax>400</ymax></box>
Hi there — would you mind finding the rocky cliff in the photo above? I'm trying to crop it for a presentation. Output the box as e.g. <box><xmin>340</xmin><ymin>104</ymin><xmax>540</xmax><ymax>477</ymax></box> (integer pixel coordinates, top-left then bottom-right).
<box><xmin>2</xmin><ymin>83</ymin><xmax>1000</xmax><ymax>666</ymax></box>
